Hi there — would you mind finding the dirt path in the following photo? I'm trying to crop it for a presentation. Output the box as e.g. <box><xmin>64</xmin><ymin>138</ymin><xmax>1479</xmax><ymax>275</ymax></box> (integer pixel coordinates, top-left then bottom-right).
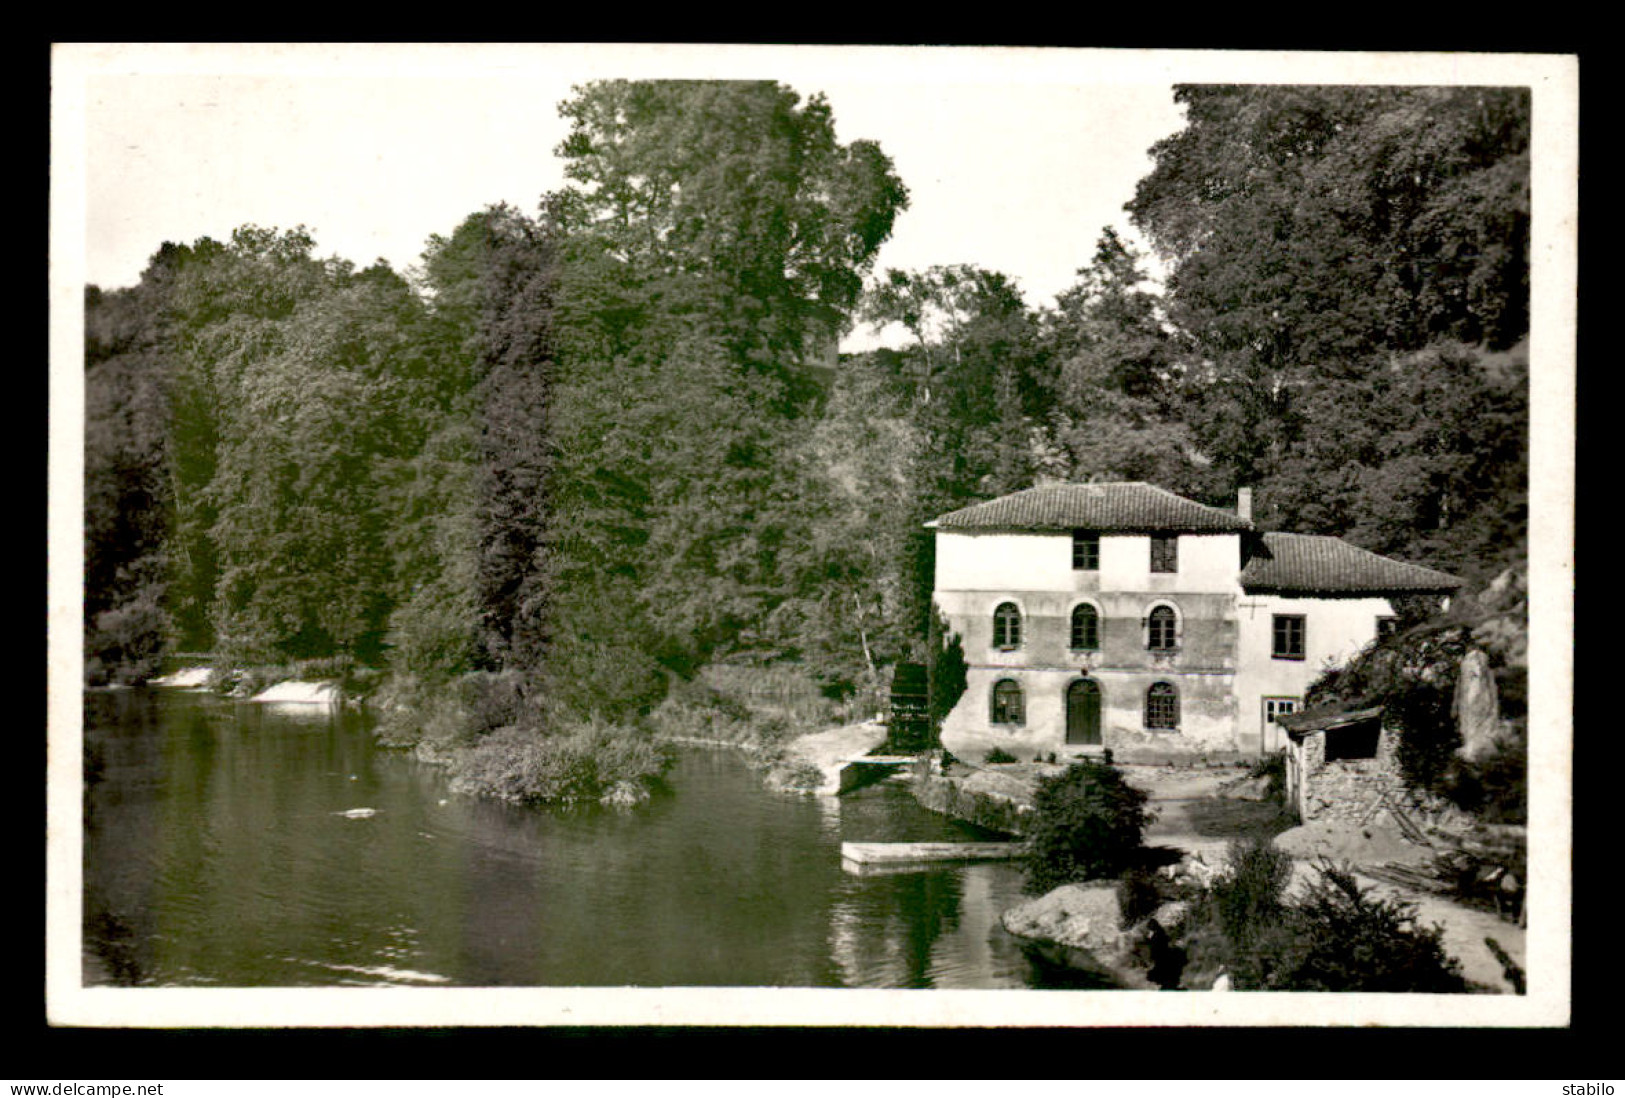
<box><xmin>1128</xmin><ymin>766</ymin><xmax>1526</xmax><ymax>993</ymax></box>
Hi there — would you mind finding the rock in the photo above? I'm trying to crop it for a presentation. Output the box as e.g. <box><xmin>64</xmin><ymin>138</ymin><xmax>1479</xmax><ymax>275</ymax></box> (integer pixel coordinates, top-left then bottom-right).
<box><xmin>1454</xmin><ymin>649</ymin><xmax>1505</xmax><ymax>763</ymax></box>
<box><xmin>1158</xmin><ymin>850</ymin><xmax>1220</xmax><ymax>890</ymax></box>
<box><xmin>1149</xmin><ymin>899</ymin><xmax>1191</xmax><ymax>933</ymax></box>
<box><xmin>252</xmin><ymin>679</ymin><xmax>342</xmax><ymax>706</ymax></box>
<box><xmin>1001</xmin><ymin>883</ymin><xmax>1128</xmax><ymax>962</ymax></box>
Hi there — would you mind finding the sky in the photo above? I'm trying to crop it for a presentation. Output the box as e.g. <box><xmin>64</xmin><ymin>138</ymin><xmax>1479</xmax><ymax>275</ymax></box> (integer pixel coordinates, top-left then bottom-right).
<box><xmin>66</xmin><ymin>44</ymin><xmax>1193</xmax><ymax>351</ymax></box>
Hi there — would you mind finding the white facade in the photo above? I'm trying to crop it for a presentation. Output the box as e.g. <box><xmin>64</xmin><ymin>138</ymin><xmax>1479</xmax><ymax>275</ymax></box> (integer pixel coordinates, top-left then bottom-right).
<box><xmin>935</xmin><ymin>529</ymin><xmax>1399</xmax><ymax>760</ymax></box>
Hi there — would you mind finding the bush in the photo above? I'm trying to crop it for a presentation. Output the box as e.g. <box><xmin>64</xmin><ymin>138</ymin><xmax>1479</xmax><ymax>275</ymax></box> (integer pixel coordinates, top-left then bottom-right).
<box><xmin>1023</xmin><ymin>757</ymin><xmax>1151</xmax><ymax>894</ymax></box>
<box><xmin>1117</xmin><ymin>865</ymin><xmax>1168</xmax><ymax>927</ymax></box>
<box><xmin>448</xmin><ymin>719</ymin><xmax>674</xmax><ymax>805</ymax></box>
<box><xmin>1179</xmin><ymin>838</ymin><xmax>1294</xmax><ymax>988</ymax></box>
<box><xmin>983</xmin><ymin>745</ymin><xmax>1019</xmax><ymax>765</ymax></box>
<box><xmin>1181</xmin><ymin>849</ymin><xmax>1466</xmax><ymax>992</ymax></box>
<box><xmin>1271</xmin><ymin>862</ymin><xmax>1466</xmax><ymax>992</ymax></box>
<box><xmin>87</xmin><ymin>588</ymin><xmax>169</xmax><ymax>686</ymax></box>
<box><xmin>1247</xmin><ymin>752</ymin><xmax>1287</xmax><ymax>802</ymax></box>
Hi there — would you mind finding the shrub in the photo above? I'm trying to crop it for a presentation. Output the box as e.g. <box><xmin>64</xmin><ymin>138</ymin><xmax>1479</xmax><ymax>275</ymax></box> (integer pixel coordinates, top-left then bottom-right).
<box><xmin>1117</xmin><ymin>865</ymin><xmax>1167</xmax><ymax>927</ymax></box>
<box><xmin>448</xmin><ymin>719</ymin><xmax>674</xmax><ymax>806</ymax></box>
<box><xmin>983</xmin><ymin>745</ymin><xmax>1019</xmax><ymax>765</ymax></box>
<box><xmin>1247</xmin><ymin>752</ymin><xmax>1287</xmax><ymax>802</ymax></box>
<box><xmin>87</xmin><ymin>589</ymin><xmax>169</xmax><ymax>686</ymax></box>
<box><xmin>1388</xmin><ymin>681</ymin><xmax>1461</xmax><ymax>793</ymax></box>
<box><xmin>1444</xmin><ymin>724</ymin><xmax>1527</xmax><ymax>823</ymax></box>
<box><xmin>1023</xmin><ymin>757</ymin><xmax>1151</xmax><ymax>893</ymax></box>
<box><xmin>1181</xmin><ymin>851</ymin><xmax>1466</xmax><ymax>992</ymax></box>
<box><xmin>455</xmin><ymin>670</ymin><xmax>530</xmax><ymax>735</ymax></box>
<box><xmin>1270</xmin><ymin>862</ymin><xmax>1466</xmax><ymax>992</ymax></box>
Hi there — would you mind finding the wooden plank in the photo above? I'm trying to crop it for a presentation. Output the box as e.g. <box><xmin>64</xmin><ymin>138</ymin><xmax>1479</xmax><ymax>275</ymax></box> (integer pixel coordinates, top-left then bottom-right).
<box><xmin>840</xmin><ymin>841</ymin><xmax>1027</xmax><ymax>865</ymax></box>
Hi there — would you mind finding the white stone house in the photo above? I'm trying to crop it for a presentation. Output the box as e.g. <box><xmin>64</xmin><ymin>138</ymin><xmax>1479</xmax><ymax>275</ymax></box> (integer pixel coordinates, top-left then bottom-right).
<box><xmin>929</xmin><ymin>482</ymin><xmax>1461</xmax><ymax>762</ymax></box>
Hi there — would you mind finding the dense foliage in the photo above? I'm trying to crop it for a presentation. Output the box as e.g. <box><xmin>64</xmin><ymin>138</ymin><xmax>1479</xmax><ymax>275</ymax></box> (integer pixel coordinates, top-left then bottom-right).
<box><xmin>1180</xmin><ymin>840</ymin><xmax>1466</xmax><ymax>991</ymax></box>
<box><xmin>1023</xmin><ymin>757</ymin><xmax>1152</xmax><ymax>893</ymax></box>
<box><xmin>83</xmin><ymin>82</ymin><xmax>1528</xmax><ymax>803</ymax></box>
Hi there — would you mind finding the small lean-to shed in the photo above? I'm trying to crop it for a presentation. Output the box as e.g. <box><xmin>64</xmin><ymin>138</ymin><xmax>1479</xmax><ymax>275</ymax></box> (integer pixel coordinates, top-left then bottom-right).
<box><xmin>1278</xmin><ymin>704</ymin><xmax>1392</xmax><ymax>823</ymax></box>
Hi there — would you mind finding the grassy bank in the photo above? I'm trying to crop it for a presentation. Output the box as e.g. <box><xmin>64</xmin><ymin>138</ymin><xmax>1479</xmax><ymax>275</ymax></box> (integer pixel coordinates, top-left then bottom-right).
<box><xmin>372</xmin><ymin>671</ymin><xmax>674</xmax><ymax>807</ymax></box>
<box><xmin>646</xmin><ymin>664</ymin><xmax>877</xmax><ymax>794</ymax></box>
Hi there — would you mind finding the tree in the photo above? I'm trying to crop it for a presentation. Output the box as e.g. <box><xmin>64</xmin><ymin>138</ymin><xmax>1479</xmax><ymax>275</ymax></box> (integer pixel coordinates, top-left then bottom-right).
<box><xmin>1024</xmin><ymin>757</ymin><xmax>1152</xmax><ymax>893</ymax></box>
<box><xmin>1032</xmin><ymin>229</ymin><xmax>1213</xmax><ymax>496</ymax></box>
<box><xmin>84</xmin><ymin>284</ymin><xmax>172</xmax><ymax>682</ymax></box>
<box><xmin>208</xmin><ymin>264</ymin><xmax>431</xmax><ymax>663</ymax></box>
<box><xmin>159</xmin><ymin>227</ymin><xmax>336</xmax><ymax>653</ymax></box>
<box><xmin>1127</xmin><ymin>86</ymin><xmax>1529</xmax><ymax>494</ymax></box>
<box><xmin>555</xmin><ymin>80</ymin><xmax>907</xmax><ymax>376</ymax></box>
<box><xmin>535</xmin><ymin>80</ymin><xmax>910</xmax><ymax>693</ymax></box>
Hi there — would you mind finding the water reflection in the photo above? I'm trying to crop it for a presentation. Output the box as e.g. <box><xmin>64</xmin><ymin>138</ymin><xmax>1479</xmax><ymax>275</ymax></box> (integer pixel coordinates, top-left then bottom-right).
<box><xmin>83</xmin><ymin>689</ymin><xmax>1058</xmax><ymax>989</ymax></box>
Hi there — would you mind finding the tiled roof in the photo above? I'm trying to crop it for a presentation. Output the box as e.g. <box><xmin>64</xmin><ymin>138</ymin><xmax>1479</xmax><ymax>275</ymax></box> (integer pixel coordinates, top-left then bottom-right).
<box><xmin>930</xmin><ymin>482</ymin><xmax>1253</xmax><ymax>533</ymax></box>
<box><xmin>1241</xmin><ymin>533</ymin><xmax>1462</xmax><ymax>595</ymax></box>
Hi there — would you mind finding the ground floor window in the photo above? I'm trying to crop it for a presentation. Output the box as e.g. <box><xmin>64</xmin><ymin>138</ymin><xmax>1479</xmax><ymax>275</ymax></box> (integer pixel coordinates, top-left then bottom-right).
<box><xmin>990</xmin><ymin>679</ymin><xmax>1024</xmax><ymax>725</ymax></box>
<box><xmin>1145</xmin><ymin>682</ymin><xmax>1179</xmax><ymax>730</ymax></box>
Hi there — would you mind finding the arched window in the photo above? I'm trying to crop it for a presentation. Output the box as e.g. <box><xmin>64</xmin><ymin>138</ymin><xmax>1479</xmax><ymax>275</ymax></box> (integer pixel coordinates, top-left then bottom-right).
<box><xmin>1146</xmin><ymin>682</ymin><xmax>1179</xmax><ymax>730</ymax></box>
<box><xmin>993</xmin><ymin>602</ymin><xmax>1022</xmax><ymax>649</ymax></box>
<box><xmin>991</xmin><ymin>679</ymin><xmax>1025</xmax><ymax>725</ymax></box>
<box><xmin>1147</xmin><ymin>605</ymin><xmax>1178</xmax><ymax>651</ymax></box>
<box><xmin>1070</xmin><ymin>603</ymin><xmax>1100</xmax><ymax>650</ymax></box>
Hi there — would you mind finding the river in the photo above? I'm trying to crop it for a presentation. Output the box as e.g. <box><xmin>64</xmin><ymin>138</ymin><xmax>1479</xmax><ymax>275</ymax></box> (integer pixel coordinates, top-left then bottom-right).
<box><xmin>82</xmin><ymin>687</ymin><xmax>1107</xmax><ymax>990</ymax></box>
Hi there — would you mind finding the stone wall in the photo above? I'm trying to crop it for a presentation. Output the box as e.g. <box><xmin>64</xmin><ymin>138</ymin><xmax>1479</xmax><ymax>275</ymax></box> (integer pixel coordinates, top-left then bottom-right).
<box><xmin>910</xmin><ymin>762</ymin><xmax>1033</xmax><ymax>836</ymax></box>
<box><xmin>1289</xmin><ymin>724</ymin><xmax>1453</xmax><ymax>826</ymax></box>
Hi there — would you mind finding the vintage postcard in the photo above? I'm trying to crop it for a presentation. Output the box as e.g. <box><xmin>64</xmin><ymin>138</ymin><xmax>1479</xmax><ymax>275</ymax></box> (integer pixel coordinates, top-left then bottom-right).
<box><xmin>47</xmin><ymin>43</ymin><xmax>1575</xmax><ymax>1028</ymax></box>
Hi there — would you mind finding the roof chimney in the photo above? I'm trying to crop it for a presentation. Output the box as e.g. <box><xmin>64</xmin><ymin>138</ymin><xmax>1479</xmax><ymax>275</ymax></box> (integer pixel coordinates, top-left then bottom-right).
<box><xmin>1237</xmin><ymin>487</ymin><xmax>1254</xmax><ymax>523</ymax></box>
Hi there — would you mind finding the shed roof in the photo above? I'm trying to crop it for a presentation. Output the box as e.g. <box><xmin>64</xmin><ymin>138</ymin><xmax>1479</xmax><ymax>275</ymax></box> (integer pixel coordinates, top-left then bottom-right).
<box><xmin>1277</xmin><ymin>704</ymin><xmax>1385</xmax><ymax>740</ymax></box>
<box><xmin>1241</xmin><ymin>533</ymin><xmax>1462</xmax><ymax>595</ymax></box>
<box><xmin>929</xmin><ymin>482</ymin><xmax>1253</xmax><ymax>534</ymax></box>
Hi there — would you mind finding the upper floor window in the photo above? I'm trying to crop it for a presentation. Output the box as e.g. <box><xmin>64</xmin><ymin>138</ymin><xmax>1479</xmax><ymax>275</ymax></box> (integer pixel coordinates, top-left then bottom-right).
<box><xmin>993</xmin><ymin>602</ymin><xmax>1022</xmax><ymax>649</ymax></box>
<box><xmin>1146</xmin><ymin>682</ymin><xmax>1179</xmax><ymax>730</ymax></box>
<box><xmin>1151</xmin><ymin>535</ymin><xmax>1179</xmax><ymax>573</ymax></box>
<box><xmin>1070</xmin><ymin>603</ymin><xmax>1100</xmax><ymax>650</ymax></box>
<box><xmin>990</xmin><ymin>679</ymin><xmax>1025</xmax><ymax>725</ymax></box>
<box><xmin>1273</xmin><ymin>614</ymin><xmax>1306</xmax><ymax>660</ymax></box>
<box><xmin>1147</xmin><ymin>605</ymin><xmax>1178</xmax><ymax>651</ymax></box>
<box><xmin>1376</xmin><ymin>616</ymin><xmax>1398</xmax><ymax>641</ymax></box>
<box><xmin>1072</xmin><ymin>530</ymin><xmax>1099</xmax><ymax>571</ymax></box>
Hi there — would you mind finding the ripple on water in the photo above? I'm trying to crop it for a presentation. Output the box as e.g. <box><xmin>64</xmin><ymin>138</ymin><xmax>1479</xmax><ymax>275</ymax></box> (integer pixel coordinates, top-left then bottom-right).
<box><xmin>86</xmin><ymin>694</ymin><xmax>1064</xmax><ymax>989</ymax></box>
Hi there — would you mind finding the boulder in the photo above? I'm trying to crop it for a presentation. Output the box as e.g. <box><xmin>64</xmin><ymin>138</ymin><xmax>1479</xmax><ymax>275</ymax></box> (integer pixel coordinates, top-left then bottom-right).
<box><xmin>1454</xmin><ymin>648</ymin><xmax>1505</xmax><ymax>763</ymax></box>
<box><xmin>1148</xmin><ymin>899</ymin><xmax>1191</xmax><ymax>934</ymax></box>
<box><xmin>1001</xmin><ymin>882</ymin><xmax>1128</xmax><ymax>961</ymax></box>
<box><xmin>1158</xmin><ymin>849</ymin><xmax>1221</xmax><ymax>890</ymax></box>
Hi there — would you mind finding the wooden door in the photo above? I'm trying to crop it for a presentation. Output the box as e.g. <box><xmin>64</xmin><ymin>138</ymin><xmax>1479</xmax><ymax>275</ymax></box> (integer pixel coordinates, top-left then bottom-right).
<box><xmin>1066</xmin><ymin>680</ymin><xmax>1102</xmax><ymax>745</ymax></box>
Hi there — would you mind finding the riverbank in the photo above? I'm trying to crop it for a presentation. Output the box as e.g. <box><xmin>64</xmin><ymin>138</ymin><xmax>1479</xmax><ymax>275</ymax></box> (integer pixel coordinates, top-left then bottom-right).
<box><xmin>368</xmin><ymin>672</ymin><xmax>673</xmax><ymax>807</ymax></box>
<box><xmin>919</xmin><ymin>757</ymin><xmax>1525</xmax><ymax>992</ymax></box>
